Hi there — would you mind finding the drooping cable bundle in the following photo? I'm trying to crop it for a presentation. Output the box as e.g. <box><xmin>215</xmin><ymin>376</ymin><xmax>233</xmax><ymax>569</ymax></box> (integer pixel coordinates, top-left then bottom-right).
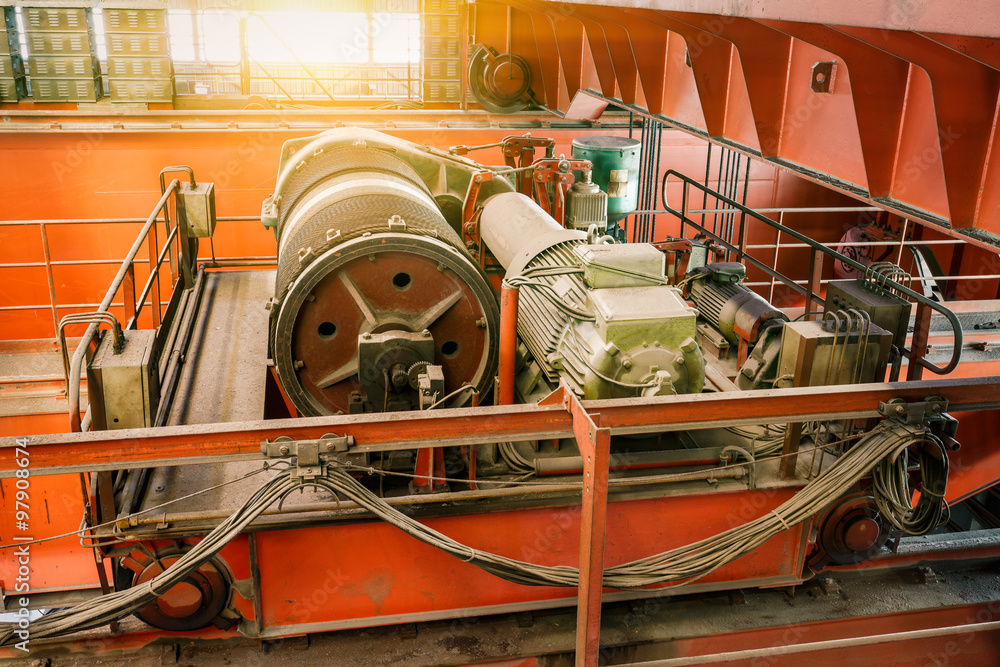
<box><xmin>1</xmin><ymin>421</ymin><xmax>947</xmax><ymax>645</ymax></box>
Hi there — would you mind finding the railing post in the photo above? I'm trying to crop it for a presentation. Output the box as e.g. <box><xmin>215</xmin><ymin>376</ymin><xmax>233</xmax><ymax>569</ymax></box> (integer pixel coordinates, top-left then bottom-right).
<box><xmin>908</xmin><ymin>300</ymin><xmax>932</xmax><ymax>381</ymax></box>
<box><xmin>123</xmin><ymin>262</ymin><xmax>136</xmax><ymax>327</ymax></box>
<box><xmin>39</xmin><ymin>222</ymin><xmax>60</xmax><ymax>339</ymax></box>
<box><xmin>804</xmin><ymin>249</ymin><xmax>825</xmax><ymax>321</ymax></box>
<box><xmin>148</xmin><ymin>222</ymin><xmax>161</xmax><ymax>327</ymax></box>
<box><xmin>566</xmin><ymin>390</ymin><xmax>611</xmax><ymax>666</ymax></box>
<box><xmin>679</xmin><ymin>179</ymin><xmax>688</xmax><ymax>239</ymax></box>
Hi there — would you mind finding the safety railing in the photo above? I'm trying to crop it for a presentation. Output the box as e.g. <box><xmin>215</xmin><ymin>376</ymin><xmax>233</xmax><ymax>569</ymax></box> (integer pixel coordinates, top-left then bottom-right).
<box><xmin>661</xmin><ymin>169</ymin><xmax>964</xmax><ymax>376</ymax></box>
<box><xmin>59</xmin><ymin>167</ymin><xmax>202</xmax><ymax>433</ymax></box>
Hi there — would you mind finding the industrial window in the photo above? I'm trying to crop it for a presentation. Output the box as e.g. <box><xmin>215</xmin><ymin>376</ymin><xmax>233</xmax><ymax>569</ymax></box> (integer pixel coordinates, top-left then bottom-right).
<box><xmin>163</xmin><ymin>9</ymin><xmax>422</xmax><ymax>101</ymax></box>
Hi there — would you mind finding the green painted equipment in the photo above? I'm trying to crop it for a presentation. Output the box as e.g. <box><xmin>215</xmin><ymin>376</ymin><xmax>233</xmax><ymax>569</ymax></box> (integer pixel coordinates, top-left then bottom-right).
<box><xmin>570</xmin><ymin>136</ymin><xmax>642</xmax><ymax>224</ymax></box>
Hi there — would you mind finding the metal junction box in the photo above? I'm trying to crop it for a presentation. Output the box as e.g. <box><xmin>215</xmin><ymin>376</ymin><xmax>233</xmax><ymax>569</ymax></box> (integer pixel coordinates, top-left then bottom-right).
<box><xmin>590</xmin><ymin>285</ymin><xmax>697</xmax><ymax>349</ymax></box>
<box><xmin>87</xmin><ymin>329</ymin><xmax>159</xmax><ymax>430</ymax></box>
<box><xmin>776</xmin><ymin>320</ymin><xmax>892</xmax><ymax>387</ymax></box>
<box><xmin>177</xmin><ymin>181</ymin><xmax>217</xmax><ymax>237</ymax></box>
<box><xmin>825</xmin><ymin>279</ymin><xmax>911</xmax><ymax>349</ymax></box>
<box><xmin>575</xmin><ymin>243</ymin><xmax>666</xmax><ymax>288</ymax></box>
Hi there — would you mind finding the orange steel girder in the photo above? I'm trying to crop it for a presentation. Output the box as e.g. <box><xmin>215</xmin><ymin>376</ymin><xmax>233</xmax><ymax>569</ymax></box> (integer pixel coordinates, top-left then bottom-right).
<box><xmin>5</xmin><ymin>376</ymin><xmax>1000</xmax><ymax>505</ymax></box>
<box><xmin>475</xmin><ymin>1</ymin><xmax>1000</xmax><ymax>247</ymax></box>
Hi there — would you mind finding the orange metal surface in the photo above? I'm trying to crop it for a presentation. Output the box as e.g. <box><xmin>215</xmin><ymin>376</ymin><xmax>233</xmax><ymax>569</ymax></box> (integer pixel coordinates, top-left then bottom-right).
<box><xmin>1</xmin><ymin>118</ymin><xmax>999</xmax><ymax>663</ymax></box>
<box><xmin>0</xmin><ymin>125</ymin><xmax>890</xmax><ymax>340</ymax></box>
<box><xmin>628</xmin><ymin>601</ymin><xmax>1000</xmax><ymax>665</ymax></box>
<box><xmin>470</xmin><ymin>1</ymin><xmax>1000</xmax><ymax>246</ymax></box>
<box><xmin>5</xmin><ymin>376</ymin><xmax>1000</xmax><ymax>504</ymax></box>
<box><xmin>250</xmin><ymin>489</ymin><xmax>806</xmax><ymax>633</ymax></box>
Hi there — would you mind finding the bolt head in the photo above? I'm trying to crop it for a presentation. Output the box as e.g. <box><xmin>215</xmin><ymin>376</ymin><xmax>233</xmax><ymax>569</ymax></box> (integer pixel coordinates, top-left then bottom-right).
<box><xmin>279</xmin><ymin>445</ymin><xmax>290</xmax><ymax>455</ymax></box>
<box><xmin>895</xmin><ymin>404</ymin><xmax>906</xmax><ymax>415</ymax></box>
<box><xmin>326</xmin><ymin>443</ymin><xmax>335</xmax><ymax>451</ymax></box>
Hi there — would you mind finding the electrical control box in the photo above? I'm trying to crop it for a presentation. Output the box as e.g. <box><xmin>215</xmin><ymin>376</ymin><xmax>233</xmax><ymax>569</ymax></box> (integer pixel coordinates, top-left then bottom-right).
<box><xmin>177</xmin><ymin>181</ymin><xmax>217</xmax><ymax>238</ymax></box>
<box><xmin>825</xmin><ymin>279</ymin><xmax>910</xmax><ymax>349</ymax></box>
<box><xmin>87</xmin><ymin>329</ymin><xmax>160</xmax><ymax>430</ymax></box>
<box><xmin>575</xmin><ymin>243</ymin><xmax>665</xmax><ymax>288</ymax></box>
<box><xmin>776</xmin><ymin>320</ymin><xmax>893</xmax><ymax>387</ymax></box>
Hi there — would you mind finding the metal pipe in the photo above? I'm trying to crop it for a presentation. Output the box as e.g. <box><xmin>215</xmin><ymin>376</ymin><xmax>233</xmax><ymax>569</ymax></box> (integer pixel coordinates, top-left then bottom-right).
<box><xmin>634</xmin><ymin>206</ymin><xmax>883</xmax><ymax>214</ymax></box>
<box><xmin>535</xmin><ymin>451</ymin><xmax>733</xmax><ymax>476</ymax></box>
<box><xmin>742</xmin><ymin>274</ymin><xmax>1000</xmax><ymax>286</ymax></box>
<box><xmin>0</xmin><ymin>215</ymin><xmax>259</xmax><ymax>226</ymax></box>
<box><xmin>744</xmin><ymin>239</ymin><xmax>963</xmax><ymax>249</ymax></box>
<box><xmin>499</xmin><ymin>285</ymin><xmax>520</xmax><ymax>406</ymax></box>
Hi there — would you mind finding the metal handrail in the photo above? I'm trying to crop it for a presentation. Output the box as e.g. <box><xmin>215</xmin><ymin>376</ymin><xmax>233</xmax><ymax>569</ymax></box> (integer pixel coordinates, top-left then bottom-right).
<box><xmin>66</xmin><ymin>180</ymin><xmax>181</xmax><ymax>432</ymax></box>
<box><xmin>661</xmin><ymin>169</ymin><xmax>964</xmax><ymax>375</ymax></box>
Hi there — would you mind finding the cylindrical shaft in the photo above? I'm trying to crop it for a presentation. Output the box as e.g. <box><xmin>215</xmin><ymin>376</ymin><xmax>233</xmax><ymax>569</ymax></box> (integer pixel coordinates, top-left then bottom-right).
<box><xmin>499</xmin><ymin>285</ymin><xmax>520</xmax><ymax>405</ymax></box>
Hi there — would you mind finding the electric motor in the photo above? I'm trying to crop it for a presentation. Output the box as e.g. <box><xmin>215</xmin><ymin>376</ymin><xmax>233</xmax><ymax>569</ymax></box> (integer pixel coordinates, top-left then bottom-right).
<box><xmin>481</xmin><ymin>192</ymin><xmax>705</xmax><ymax>400</ymax></box>
<box><xmin>687</xmin><ymin>263</ymin><xmax>787</xmax><ymax>348</ymax></box>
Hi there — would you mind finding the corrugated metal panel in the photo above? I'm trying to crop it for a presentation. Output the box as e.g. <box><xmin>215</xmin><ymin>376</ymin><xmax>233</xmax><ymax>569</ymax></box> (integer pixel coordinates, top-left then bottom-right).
<box><xmin>423</xmin><ymin>79</ymin><xmax>461</xmax><ymax>103</ymax></box>
<box><xmin>105</xmin><ymin>32</ymin><xmax>171</xmax><ymax>57</ymax></box>
<box><xmin>0</xmin><ymin>53</ymin><xmax>24</xmax><ymax>79</ymax></box>
<box><xmin>103</xmin><ymin>7</ymin><xmax>174</xmax><ymax>104</ymax></box>
<box><xmin>0</xmin><ymin>76</ymin><xmax>27</xmax><ymax>102</ymax></box>
<box><xmin>103</xmin><ymin>8</ymin><xmax>169</xmax><ymax>33</ymax></box>
<box><xmin>107</xmin><ymin>56</ymin><xmax>173</xmax><ymax>79</ymax></box>
<box><xmin>31</xmin><ymin>76</ymin><xmax>102</xmax><ymax>102</ymax></box>
<box><xmin>0</xmin><ymin>29</ymin><xmax>22</xmax><ymax>56</ymax></box>
<box><xmin>21</xmin><ymin>5</ymin><xmax>103</xmax><ymax>103</ymax></box>
<box><xmin>108</xmin><ymin>78</ymin><xmax>174</xmax><ymax>102</ymax></box>
<box><xmin>422</xmin><ymin>0</ymin><xmax>464</xmax><ymax>104</ymax></box>
<box><xmin>28</xmin><ymin>55</ymin><xmax>101</xmax><ymax>79</ymax></box>
<box><xmin>22</xmin><ymin>7</ymin><xmax>93</xmax><ymax>33</ymax></box>
<box><xmin>27</xmin><ymin>31</ymin><xmax>98</xmax><ymax>56</ymax></box>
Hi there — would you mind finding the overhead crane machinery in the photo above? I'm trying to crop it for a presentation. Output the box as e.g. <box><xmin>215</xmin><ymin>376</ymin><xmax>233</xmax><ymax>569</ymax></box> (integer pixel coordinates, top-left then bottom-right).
<box><xmin>1</xmin><ymin>1</ymin><xmax>1000</xmax><ymax>665</ymax></box>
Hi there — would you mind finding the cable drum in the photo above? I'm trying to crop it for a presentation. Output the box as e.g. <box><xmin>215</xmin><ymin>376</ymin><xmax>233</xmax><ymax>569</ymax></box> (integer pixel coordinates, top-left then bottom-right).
<box><xmin>269</xmin><ymin>146</ymin><xmax>499</xmax><ymax>416</ymax></box>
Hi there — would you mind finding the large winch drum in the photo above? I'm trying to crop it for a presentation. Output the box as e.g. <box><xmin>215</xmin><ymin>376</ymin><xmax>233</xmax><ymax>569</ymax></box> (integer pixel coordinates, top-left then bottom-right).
<box><xmin>266</xmin><ymin>137</ymin><xmax>499</xmax><ymax>416</ymax></box>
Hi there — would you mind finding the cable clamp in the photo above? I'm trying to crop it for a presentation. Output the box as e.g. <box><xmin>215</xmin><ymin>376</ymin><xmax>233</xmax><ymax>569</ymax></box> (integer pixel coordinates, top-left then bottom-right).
<box><xmin>770</xmin><ymin>509</ymin><xmax>790</xmax><ymax>530</ymax></box>
<box><xmin>461</xmin><ymin>547</ymin><xmax>477</xmax><ymax>562</ymax></box>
